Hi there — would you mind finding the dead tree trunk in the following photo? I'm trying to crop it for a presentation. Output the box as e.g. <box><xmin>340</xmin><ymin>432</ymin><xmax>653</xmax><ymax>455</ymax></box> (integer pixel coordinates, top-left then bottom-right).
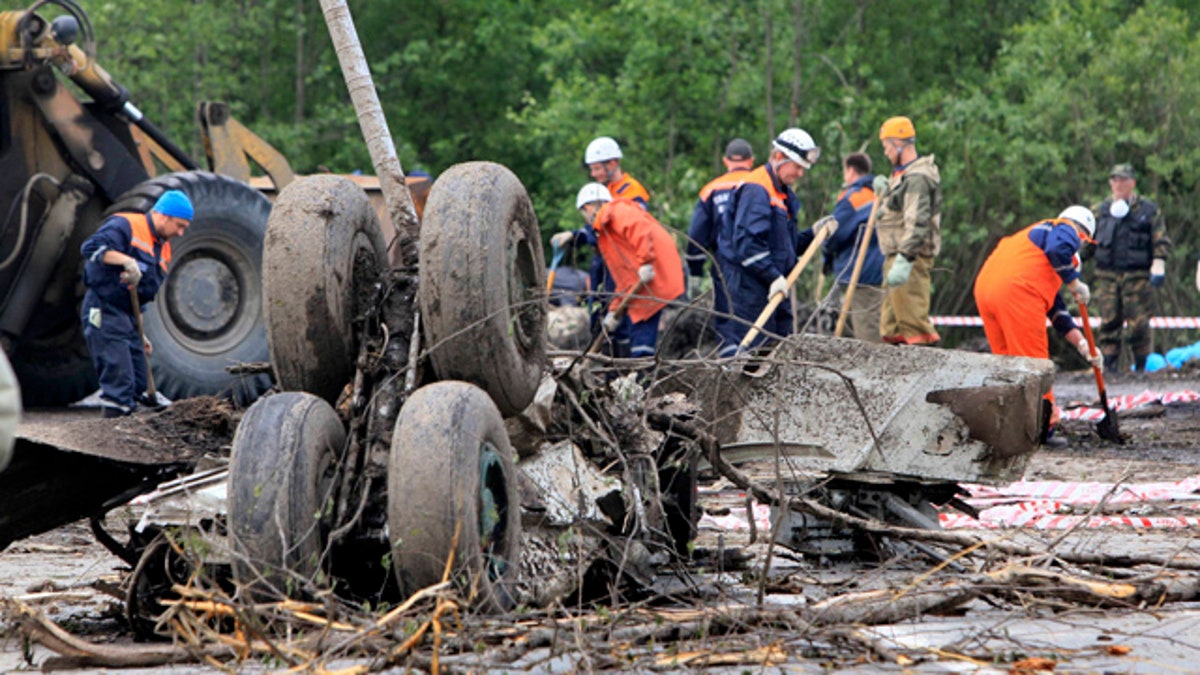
<box><xmin>317</xmin><ymin>0</ymin><xmax>420</xmax><ymax>267</ymax></box>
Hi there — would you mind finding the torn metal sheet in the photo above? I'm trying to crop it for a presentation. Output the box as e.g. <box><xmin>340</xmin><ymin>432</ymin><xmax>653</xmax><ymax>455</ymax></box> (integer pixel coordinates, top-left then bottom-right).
<box><xmin>671</xmin><ymin>335</ymin><xmax>1054</xmax><ymax>486</ymax></box>
<box><xmin>132</xmin><ymin>466</ymin><xmax>229</xmax><ymax>534</ymax></box>
<box><xmin>517</xmin><ymin>440</ymin><xmax>620</xmax><ymax>527</ymax></box>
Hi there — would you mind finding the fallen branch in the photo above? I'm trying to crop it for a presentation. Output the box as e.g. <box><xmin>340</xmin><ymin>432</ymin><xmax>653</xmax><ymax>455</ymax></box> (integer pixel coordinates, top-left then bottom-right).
<box><xmin>2</xmin><ymin>598</ymin><xmax>231</xmax><ymax>670</ymax></box>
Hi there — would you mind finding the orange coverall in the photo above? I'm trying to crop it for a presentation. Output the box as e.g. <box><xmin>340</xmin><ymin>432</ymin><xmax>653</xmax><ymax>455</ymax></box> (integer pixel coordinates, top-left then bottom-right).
<box><xmin>592</xmin><ymin>198</ymin><xmax>684</xmax><ymax>323</ymax></box>
<box><xmin>974</xmin><ymin>219</ymin><xmax>1082</xmax><ymax>424</ymax></box>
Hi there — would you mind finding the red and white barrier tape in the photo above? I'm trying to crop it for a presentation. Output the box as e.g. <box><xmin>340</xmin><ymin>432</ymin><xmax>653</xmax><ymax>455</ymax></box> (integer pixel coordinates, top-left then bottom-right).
<box><xmin>931</xmin><ymin>316</ymin><xmax>1200</xmax><ymax>329</ymax></box>
<box><xmin>1060</xmin><ymin>389</ymin><xmax>1200</xmax><ymax>420</ymax></box>
<box><xmin>699</xmin><ymin>475</ymin><xmax>1200</xmax><ymax>533</ymax></box>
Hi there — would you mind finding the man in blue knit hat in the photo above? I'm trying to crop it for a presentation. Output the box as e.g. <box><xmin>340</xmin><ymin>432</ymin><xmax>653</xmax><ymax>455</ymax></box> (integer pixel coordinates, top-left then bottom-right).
<box><xmin>80</xmin><ymin>190</ymin><xmax>193</xmax><ymax>417</ymax></box>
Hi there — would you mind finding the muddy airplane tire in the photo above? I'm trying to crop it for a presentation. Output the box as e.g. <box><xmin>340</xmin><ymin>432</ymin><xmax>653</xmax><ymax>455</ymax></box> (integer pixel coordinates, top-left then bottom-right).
<box><xmin>419</xmin><ymin>162</ymin><xmax>546</xmax><ymax>417</ymax></box>
<box><xmin>107</xmin><ymin>171</ymin><xmax>273</xmax><ymax>405</ymax></box>
<box><xmin>387</xmin><ymin>381</ymin><xmax>521</xmax><ymax>612</ymax></box>
<box><xmin>125</xmin><ymin>532</ymin><xmax>192</xmax><ymax>640</ymax></box>
<box><xmin>263</xmin><ymin>176</ymin><xmax>387</xmax><ymax>405</ymax></box>
<box><xmin>228</xmin><ymin>392</ymin><xmax>345</xmax><ymax>600</ymax></box>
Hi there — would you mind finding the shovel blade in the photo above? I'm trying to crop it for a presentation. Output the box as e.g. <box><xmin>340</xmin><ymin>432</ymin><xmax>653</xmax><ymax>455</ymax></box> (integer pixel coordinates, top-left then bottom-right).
<box><xmin>1095</xmin><ymin>410</ymin><xmax>1125</xmax><ymax>444</ymax></box>
<box><xmin>1094</xmin><ymin>390</ymin><xmax>1125</xmax><ymax>444</ymax></box>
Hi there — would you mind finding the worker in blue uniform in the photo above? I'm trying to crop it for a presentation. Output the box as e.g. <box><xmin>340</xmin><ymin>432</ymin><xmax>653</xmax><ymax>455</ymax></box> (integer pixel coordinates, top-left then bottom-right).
<box><xmin>80</xmin><ymin>191</ymin><xmax>193</xmax><ymax>417</ymax></box>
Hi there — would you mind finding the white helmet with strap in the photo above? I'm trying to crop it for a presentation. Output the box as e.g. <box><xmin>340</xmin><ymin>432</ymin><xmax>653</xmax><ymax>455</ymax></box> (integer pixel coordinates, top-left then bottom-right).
<box><xmin>1058</xmin><ymin>205</ymin><xmax>1096</xmax><ymax>238</ymax></box>
<box><xmin>584</xmin><ymin>136</ymin><xmax>623</xmax><ymax>165</ymax></box>
<box><xmin>772</xmin><ymin>128</ymin><xmax>820</xmax><ymax>168</ymax></box>
<box><xmin>576</xmin><ymin>182</ymin><xmax>613</xmax><ymax>210</ymax></box>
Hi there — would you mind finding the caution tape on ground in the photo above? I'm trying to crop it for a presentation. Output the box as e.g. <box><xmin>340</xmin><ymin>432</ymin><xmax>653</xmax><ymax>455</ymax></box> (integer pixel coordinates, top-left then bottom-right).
<box><xmin>931</xmin><ymin>316</ymin><xmax>1200</xmax><ymax>329</ymax></box>
<box><xmin>1061</xmin><ymin>389</ymin><xmax>1200</xmax><ymax>421</ymax></box>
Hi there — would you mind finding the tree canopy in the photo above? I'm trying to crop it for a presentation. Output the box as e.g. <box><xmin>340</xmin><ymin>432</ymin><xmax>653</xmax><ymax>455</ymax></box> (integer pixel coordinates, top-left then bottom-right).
<box><xmin>76</xmin><ymin>0</ymin><xmax>1200</xmax><ymax>343</ymax></box>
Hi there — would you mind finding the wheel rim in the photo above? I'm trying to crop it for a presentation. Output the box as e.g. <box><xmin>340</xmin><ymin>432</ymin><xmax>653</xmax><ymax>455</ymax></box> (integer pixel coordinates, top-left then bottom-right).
<box><xmin>162</xmin><ymin>231</ymin><xmax>259</xmax><ymax>355</ymax></box>
<box><xmin>506</xmin><ymin>223</ymin><xmax>543</xmax><ymax>355</ymax></box>
<box><xmin>478</xmin><ymin>441</ymin><xmax>512</xmax><ymax>582</ymax></box>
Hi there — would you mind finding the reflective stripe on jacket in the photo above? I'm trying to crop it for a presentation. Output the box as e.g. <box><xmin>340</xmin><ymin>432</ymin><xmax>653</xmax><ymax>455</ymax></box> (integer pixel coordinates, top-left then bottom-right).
<box><xmin>608</xmin><ymin>174</ymin><xmax>650</xmax><ymax>209</ymax></box>
<box><xmin>81</xmin><ymin>211</ymin><xmax>171</xmax><ymax>312</ymax></box>
<box><xmin>687</xmin><ymin>168</ymin><xmax>750</xmax><ymax>276</ymax></box>
<box><xmin>593</xmin><ymin>199</ymin><xmax>684</xmax><ymax>323</ymax></box>
<box><xmin>717</xmin><ymin>163</ymin><xmax>800</xmax><ymax>285</ymax></box>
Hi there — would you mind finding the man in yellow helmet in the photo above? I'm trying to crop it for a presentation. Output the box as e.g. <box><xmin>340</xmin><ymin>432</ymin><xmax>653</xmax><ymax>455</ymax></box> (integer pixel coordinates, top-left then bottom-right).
<box><xmin>874</xmin><ymin>116</ymin><xmax>942</xmax><ymax>345</ymax></box>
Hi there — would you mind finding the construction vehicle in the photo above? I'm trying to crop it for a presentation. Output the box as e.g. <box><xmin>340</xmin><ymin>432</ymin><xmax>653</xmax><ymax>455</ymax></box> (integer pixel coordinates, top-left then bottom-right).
<box><xmin>0</xmin><ymin>0</ymin><xmax>318</xmax><ymax>407</ymax></box>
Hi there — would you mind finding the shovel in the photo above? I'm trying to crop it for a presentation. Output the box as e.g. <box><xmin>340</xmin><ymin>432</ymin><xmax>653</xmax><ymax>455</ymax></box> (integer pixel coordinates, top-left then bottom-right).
<box><xmin>129</xmin><ymin>286</ymin><xmax>157</xmax><ymax>401</ymax></box>
<box><xmin>587</xmin><ymin>280</ymin><xmax>645</xmax><ymax>355</ymax></box>
<box><xmin>739</xmin><ymin>225</ymin><xmax>832</xmax><ymax>350</ymax></box>
<box><xmin>546</xmin><ymin>242</ymin><xmax>565</xmax><ymax>295</ymax></box>
<box><xmin>834</xmin><ymin>193</ymin><xmax>883</xmax><ymax>337</ymax></box>
<box><xmin>1078</xmin><ymin>302</ymin><xmax>1123</xmax><ymax>443</ymax></box>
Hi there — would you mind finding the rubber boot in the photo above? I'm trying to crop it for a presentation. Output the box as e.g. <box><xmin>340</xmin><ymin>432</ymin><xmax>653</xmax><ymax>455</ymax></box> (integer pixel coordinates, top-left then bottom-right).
<box><xmin>1042</xmin><ymin>426</ymin><xmax>1068</xmax><ymax>449</ymax></box>
<box><xmin>1133</xmin><ymin>354</ymin><xmax>1148</xmax><ymax>372</ymax></box>
<box><xmin>1103</xmin><ymin>354</ymin><xmax>1119</xmax><ymax>374</ymax></box>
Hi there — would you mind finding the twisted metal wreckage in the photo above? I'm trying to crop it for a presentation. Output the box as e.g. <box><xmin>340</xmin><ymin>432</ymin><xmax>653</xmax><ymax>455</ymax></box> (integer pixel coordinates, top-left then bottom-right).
<box><xmin>0</xmin><ymin>0</ymin><xmax>1086</xmax><ymax>668</ymax></box>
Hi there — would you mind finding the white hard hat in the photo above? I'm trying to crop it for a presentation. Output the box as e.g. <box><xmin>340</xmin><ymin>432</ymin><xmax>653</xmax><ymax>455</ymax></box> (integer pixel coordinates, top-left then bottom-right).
<box><xmin>1058</xmin><ymin>205</ymin><xmax>1096</xmax><ymax>237</ymax></box>
<box><xmin>1110</xmin><ymin>199</ymin><xmax>1130</xmax><ymax>218</ymax></box>
<box><xmin>584</xmin><ymin>136</ymin><xmax>623</xmax><ymax>165</ymax></box>
<box><xmin>772</xmin><ymin>128</ymin><xmax>820</xmax><ymax>168</ymax></box>
<box><xmin>576</xmin><ymin>182</ymin><xmax>612</xmax><ymax>210</ymax></box>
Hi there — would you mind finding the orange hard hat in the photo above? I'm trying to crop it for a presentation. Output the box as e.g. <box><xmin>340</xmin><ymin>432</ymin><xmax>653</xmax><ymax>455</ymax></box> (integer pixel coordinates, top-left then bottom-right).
<box><xmin>879</xmin><ymin>116</ymin><xmax>916</xmax><ymax>141</ymax></box>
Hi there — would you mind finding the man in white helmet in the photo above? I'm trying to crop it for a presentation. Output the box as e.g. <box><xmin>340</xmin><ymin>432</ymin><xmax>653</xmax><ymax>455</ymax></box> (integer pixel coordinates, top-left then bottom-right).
<box><xmin>583</xmin><ymin>136</ymin><xmax>651</xmax><ymax>208</ymax></box>
<box><xmin>1080</xmin><ymin>163</ymin><xmax>1172</xmax><ymax>373</ymax></box>
<box><xmin>571</xmin><ymin>183</ymin><xmax>684</xmax><ymax>358</ymax></box>
<box><xmin>715</xmin><ymin>127</ymin><xmax>826</xmax><ymax>355</ymax></box>
<box><xmin>974</xmin><ymin>206</ymin><xmax>1101</xmax><ymax>447</ymax></box>
<box><xmin>553</xmin><ymin>136</ymin><xmax>654</xmax><ymax>342</ymax></box>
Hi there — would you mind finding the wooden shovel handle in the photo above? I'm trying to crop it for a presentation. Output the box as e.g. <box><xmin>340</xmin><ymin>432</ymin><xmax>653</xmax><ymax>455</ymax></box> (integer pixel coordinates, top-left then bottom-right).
<box><xmin>1078</xmin><ymin>302</ymin><xmax>1106</xmax><ymax>392</ymax></box>
<box><xmin>739</xmin><ymin>226</ymin><xmax>832</xmax><ymax>349</ymax></box>
<box><xmin>834</xmin><ymin>193</ymin><xmax>884</xmax><ymax>338</ymax></box>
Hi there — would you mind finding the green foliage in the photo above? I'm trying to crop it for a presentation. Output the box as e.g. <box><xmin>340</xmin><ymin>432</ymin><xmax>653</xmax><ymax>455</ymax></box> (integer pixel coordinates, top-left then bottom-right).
<box><xmin>73</xmin><ymin>0</ymin><xmax>1200</xmax><ymax>349</ymax></box>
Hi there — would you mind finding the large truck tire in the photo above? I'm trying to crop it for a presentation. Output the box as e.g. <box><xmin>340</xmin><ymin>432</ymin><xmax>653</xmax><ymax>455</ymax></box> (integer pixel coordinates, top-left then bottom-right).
<box><xmin>262</xmin><ymin>176</ymin><xmax>387</xmax><ymax>405</ymax></box>
<box><xmin>0</xmin><ymin>349</ymin><xmax>19</xmax><ymax>473</ymax></box>
<box><xmin>419</xmin><ymin>162</ymin><xmax>547</xmax><ymax>417</ymax></box>
<box><xmin>227</xmin><ymin>392</ymin><xmax>345</xmax><ymax>599</ymax></box>
<box><xmin>105</xmin><ymin>171</ymin><xmax>272</xmax><ymax>405</ymax></box>
<box><xmin>388</xmin><ymin>381</ymin><xmax>521</xmax><ymax>612</ymax></box>
<box><xmin>7</xmin><ymin>320</ymin><xmax>97</xmax><ymax>408</ymax></box>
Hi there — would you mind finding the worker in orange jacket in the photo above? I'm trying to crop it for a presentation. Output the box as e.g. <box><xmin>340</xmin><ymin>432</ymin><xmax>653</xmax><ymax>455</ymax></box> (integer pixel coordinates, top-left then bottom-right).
<box><xmin>570</xmin><ymin>183</ymin><xmax>684</xmax><ymax>358</ymax></box>
<box><xmin>974</xmin><ymin>206</ymin><xmax>1103</xmax><ymax>446</ymax></box>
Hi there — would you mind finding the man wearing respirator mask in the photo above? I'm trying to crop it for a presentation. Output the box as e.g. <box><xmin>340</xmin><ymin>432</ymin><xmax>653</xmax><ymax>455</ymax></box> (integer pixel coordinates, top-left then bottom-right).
<box><xmin>1079</xmin><ymin>164</ymin><xmax>1172</xmax><ymax>373</ymax></box>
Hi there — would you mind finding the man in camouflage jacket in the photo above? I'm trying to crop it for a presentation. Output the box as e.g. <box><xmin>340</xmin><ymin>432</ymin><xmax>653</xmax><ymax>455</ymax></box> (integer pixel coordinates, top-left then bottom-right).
<box><xmin>874</xmin><ymin>116</ymin><xmax>942</xmax><ymax>345</ymax></box>
<box><xmin>1081</xmin><ymin>163</ymin><xmax>1171</xmax><ymax>373</ymax></box>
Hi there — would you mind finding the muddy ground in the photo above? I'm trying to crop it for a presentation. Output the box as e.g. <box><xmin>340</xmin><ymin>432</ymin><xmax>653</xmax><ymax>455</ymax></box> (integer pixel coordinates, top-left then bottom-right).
<box><xmin>1</xmin><ymin>367</ymin><xmax>1199</xmax><ymax>673</ymax></box>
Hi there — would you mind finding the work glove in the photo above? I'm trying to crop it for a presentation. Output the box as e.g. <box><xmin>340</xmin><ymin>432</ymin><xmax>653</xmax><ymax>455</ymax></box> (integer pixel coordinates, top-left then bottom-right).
<box><xmin>768</xmin><ymin>275</ymin><xmax>790</xmax><ymax>301</ymax></box>
<box><xmin>637</xmin><ymin>263</ymin><xmax>655</xmax><ymax>284</ymax></box>
<box><xmin>872</xmin><ymin>175</ymin><xmax>889</xmax><ymax>196</ymax></box>
<box><xmin>1074</xmin><ymin>337</ymin><xmax>1102</xmax><ymax>368</ymax></box>
<box><xmin>550</xmin><ymin>231</ymin><xmax>573</xmax><ymax>249</ymax></box>
<box><xmin>886</xmin><ymin>255</ymin><xmax>913</xmax><ymax>287</ymax></box>
<box><xmin>814</xmin><ymin>215</ymin><xmax>837</xmax><ymax>239</ymax></box>
<box><xmin>120</xmin><ymin>258</ymin><xmax>143</xmax><ymax>288</ymax></box>
<box><xmin>1150</xmin><ymin>258</ymin><xmax>1165</xmax><ymax>287</ymax></box>
<box><xmin>602</xmin><ymin>311</ymin><xmax>621</xmax><ymax>333</ymax></box>
<box><xmin>1068</xmin><ymin>278</ymin><xmax>1090</xmax><ymax>306</ymax></box>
